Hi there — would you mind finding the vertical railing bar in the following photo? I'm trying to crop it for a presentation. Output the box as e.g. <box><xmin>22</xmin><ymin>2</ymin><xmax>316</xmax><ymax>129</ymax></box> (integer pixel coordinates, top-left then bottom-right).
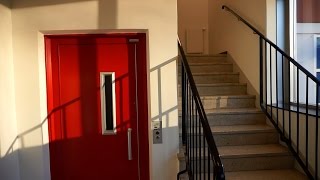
<box><xmin>276</xmin><ymin>50</ymin><xmax>279</xmax><ymax>125</ymax></box>
<box><xmin>260</xmin><ymin>37</ymin><xmax>264</xmax><ymax>109</ymax></box>
<box><xmin>297</xmin><ymin>70</ymin><xmax>300</xmax><ymax>153</ymax></box>
<box><xmin>187</xmin><ymin>83</ymin><xmax>191</xmax><ymax>176</ymax></box>
<box><xmin>184</xmin><ymin>72</ymin><xmax>188</xmax><ymax>166</ymax></box>
<box><xmin>187</xmin><ymin>81</ymin><xmax>191</xmax><ymax>173</ymax></box>
<box><xmin>270</xmin><ymin>44</ymin><xmax>273</xmax><ymax>119</ymax></box>
<box><xmin>288</xmin><ymin>60</ymin><xmax>291</xmax><ymax>142</ymax></box>
<box><xmin>181</xmin><ymin>61</ymin><xmax>186</xmax><ymax>145</ymax></box>
<box><xmin>198</xmin><ymin>111</ymin><xmax>201</xmax><ymax>180</ymax></box>
<box><xmin>316</xmin><ymin>84</ymin><xmax>319</xmax><ymax>179</ymax></box>
<box><xmin>282</xmin><ymin>55</ymin><xmax>285</xmax><ymax>134</ymax></box>
<box><xmin>306</xmin><ymin>77</ymin><xmax>309</xmax><ymax>169</ymax></box>
<box><xmin>203</xmin><ymin>129</ymin><xmax>205</xmax><ymax>179</ymax></box>
<box><xmin>195</xmin><ymin>105</ymin><xmax>198</xmax><ymax>180</ymax></box>
<box><xmin>208</xmin><ymin>148</ymin><xmax>210</xmax><ymax>180</ymax></box>
<box><xmin>265</xmin><ymin>41</ymin><xmax>268</xmax><ymax>111</ymax></box>
<box><xmin>191</xmin><ymin>93</ymin><xmax>195</xmax><ymax>178</ymax></box>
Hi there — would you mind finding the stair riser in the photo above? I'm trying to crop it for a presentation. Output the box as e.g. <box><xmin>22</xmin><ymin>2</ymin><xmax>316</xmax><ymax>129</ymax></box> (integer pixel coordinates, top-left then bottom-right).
<box><xmin>202</xmin><ymin>97</ymin><xmax>255</xmax><ymax>109</ymax></box>
<box><xmin>222</xmin><ymin>156</ymin><xmax>294</xmax><ymax>172</ymax></box>
<box><xmin>197</xmin><ymin>85</ymin><xmax>247</xmax><ymax>96</ymax></box>
<box><xmin>180</xmin><ymin>155</ymin><xmax>293</xmax><ymax>173</ymax></box>
<box><xmin>189</xmin><ymin>64</ymin><xmax>233</xmax><ymax>73</ymax></box>
<box><xmin>179</xmin><ymin>132</ymin><xmax>279</xmax><ymax>147</ymax></box>
<box><xmin>178</xmin><ymin>74</ymin><xmax>239</xmax><ymax>84</ymax></box>
<box><xmin>186</xmin><ymin>56</ymin><xmax>228</xmax><ymax>64</ymax></box>
<box><xmin>178</xmin><ymin>97</ymin><xmax>256</xmax><ymax>110</ymax></box>
<box><xmin>206</xmin><ymin>113</ymin><xmax>266</xmax><ymax>126</ymax></box>
<box><xmin>178</xmin><ymin>113</ymin><xmax>266</xmax><ymax>126</ymax></box>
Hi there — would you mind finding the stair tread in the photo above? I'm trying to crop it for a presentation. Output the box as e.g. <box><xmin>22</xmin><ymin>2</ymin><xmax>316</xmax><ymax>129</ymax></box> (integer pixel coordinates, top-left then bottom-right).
<box><xmin>225</xmin><ymin>169</ymin><xmax>308</xmax><ymax>180</ymax></box>
<box><xmin>178</xmin><ymin>144</ymin><xmax>290</xmax><ymax>160</ymax></box>
<box><xmin>191</xmin><ymin>72</ymin><xmax>239</xmax><ymax>75</ymax></box>
<box><xmin>178</xmin><ymin>124</ymin><xmax>275</xmax><ymax>135</ymax></box>
<box><xmin>178</xmin><ymin>108</ymin><xmax>263</xmax><ymax>116</ymax></box>
<box><xmin>186</xmin><ymin>54</ymin><xmax>227</xmax><ymax>57</ymax></box>
<box><xmin>200</xmin><ymin>94</ymin><xmax>255</xmax><ymax>99</ymax></box>
<box><xmin>205</xmin><ymin>108</ymin><xmax>262</xmax><ymax>114</ymax></box>
<box><xmin>186</xmin><ymin>169</ymin><xmax>307</xmax><ymax>180</ymax></box>
<box><xmin>178</xmin><ymin>94</ymin><xmax>255</xmax><ymax>100</ymax></box>
<box><xmin>212</xmin><ymin>124</ymin><xmax>275</xmax><ymax>134</ymax></box>
<box><xmin>196</xmin><ymin>83</ymin><xmax>246</xmax><ymax>86</ymax></box>
<box><xmin>188</xmin><ymin>62</ymin><xmax>232</xmax><ymax>65</ymax></box>
<box><xmin>218</xmin><ymin>144</ymin><xmax>290</xmax><ymax>158</ymax></box>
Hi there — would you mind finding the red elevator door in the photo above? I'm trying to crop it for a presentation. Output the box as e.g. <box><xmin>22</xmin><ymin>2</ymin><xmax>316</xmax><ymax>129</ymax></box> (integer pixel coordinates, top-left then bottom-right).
<box><xmin>45</xmin><ymin>34</ymin><xmax>149</xmax><ymax>180</ymax></box>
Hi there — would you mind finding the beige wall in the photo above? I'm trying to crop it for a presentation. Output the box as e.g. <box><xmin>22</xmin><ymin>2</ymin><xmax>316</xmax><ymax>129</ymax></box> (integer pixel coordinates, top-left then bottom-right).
<box><xmin>0</xmin><ymin>1</ymin><xmax>21</xmax><ymax>180</ymax></box>
<box><xmin>178</xmin><ymin>0</ymin><xmax>209</xmax><ymax>54</ymax></box>
<box><xmin>9</xmin><ymin>0</ymin><xmax>178</xmax><ymax>179</ymax></box>
<box><xmin>208</xmin><ymin>0</ymin><xmax>274</xmax><ymax>107</ymax></box>
<box><xmin>270</xmin><ymin>108</ymin><xmax>320</xmax><ymax>178</ymax></box>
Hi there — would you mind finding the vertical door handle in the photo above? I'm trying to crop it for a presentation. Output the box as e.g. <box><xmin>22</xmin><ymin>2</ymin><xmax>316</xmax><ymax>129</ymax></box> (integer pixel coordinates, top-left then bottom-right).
<box><xmin>127</xmin><ymin>128</ymin><xmax>132</xmax><ymax>160</ymax></box>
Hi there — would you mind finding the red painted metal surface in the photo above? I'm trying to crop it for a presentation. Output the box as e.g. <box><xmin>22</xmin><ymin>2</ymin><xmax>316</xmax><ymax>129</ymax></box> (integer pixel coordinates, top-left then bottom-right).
<box><xmin>45</xmin><ymin>34</ymin><xmax>149</xmax><ymax>180</ymax></box>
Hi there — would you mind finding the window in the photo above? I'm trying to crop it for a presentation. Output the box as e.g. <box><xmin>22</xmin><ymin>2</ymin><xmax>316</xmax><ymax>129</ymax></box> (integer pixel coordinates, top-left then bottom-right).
<box><xmin>100</xmin><ymin>72</ymin><xmax>116</xmax><ymax>134</ymax></box>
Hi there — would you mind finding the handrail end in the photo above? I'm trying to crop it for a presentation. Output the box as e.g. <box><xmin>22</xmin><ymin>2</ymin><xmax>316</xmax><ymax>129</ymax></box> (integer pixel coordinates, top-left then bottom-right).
<box><xmin>222</xmin><ymin>5</ymin><xmax>226</xmax><ymax>9</ymax></box>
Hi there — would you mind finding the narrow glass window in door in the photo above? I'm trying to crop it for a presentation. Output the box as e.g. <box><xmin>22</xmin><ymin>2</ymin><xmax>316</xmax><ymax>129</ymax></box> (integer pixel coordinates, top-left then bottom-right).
<box><xmin>100</xmin><ymin>72</ymin><xmax>116</xmax><ymax>134</ymax></box>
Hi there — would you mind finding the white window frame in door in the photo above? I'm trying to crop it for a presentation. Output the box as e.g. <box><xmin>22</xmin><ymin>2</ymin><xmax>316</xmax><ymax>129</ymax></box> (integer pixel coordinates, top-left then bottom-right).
<box><xmin>100</xmin><ymin>72</ymin><xmax>117</xmax><ymax>135</ymax></box>
<box><xmin>314</xmin><ymin>35</ymin><xmax>320</xmax><ymax>80</ymax></box>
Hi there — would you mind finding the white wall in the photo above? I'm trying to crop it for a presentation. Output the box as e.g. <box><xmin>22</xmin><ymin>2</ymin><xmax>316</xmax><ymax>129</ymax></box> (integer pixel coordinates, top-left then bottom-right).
<box><xmin>10</xmin><ymin>0</ymin><xmax>178</xmax><ymax>179</ymax></box>
<box><xmin>0</xmin><ymin>1</ymin><xmax>21</xmax><ymax>180</ymax></box>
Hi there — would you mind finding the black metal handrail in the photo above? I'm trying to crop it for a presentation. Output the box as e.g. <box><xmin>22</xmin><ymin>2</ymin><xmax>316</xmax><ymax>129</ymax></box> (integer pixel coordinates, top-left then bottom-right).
<box><xmin>223</xmin><ymin>5</ymin><xmax>319</xmax><ymax>180</ymax></box>
<box><xmin>177</xmin><ymin>39</ymin><xmax>225</xmax><ymax>180</ymax></box>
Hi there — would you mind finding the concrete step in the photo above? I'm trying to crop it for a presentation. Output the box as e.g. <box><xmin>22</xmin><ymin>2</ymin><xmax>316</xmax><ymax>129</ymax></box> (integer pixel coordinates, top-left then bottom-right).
<box><xmin>179</xmin><ymin>144</ymin><xmax>293</xmax><ymax>173</ymax></box>
<box><xmin>205</xmin><ymin>108</ymin><xmax>266</xmax><ymax>126</ymax></box>
<box><xmin>213</xmin><ymin>124</ymin><xmax>278</xmax><ymax>146</ymax></box>
<box><xmin>188</xmin><ymin>83</ymin><xmax>247</xmax><ymax>96</ymax></box>
<box><xmin>225</xmin><ymin>169</ymin><xmax>308</xmax><ymax>180</ymax></box>
<box><xmin>180</xmin><ymin>62</ymin><xmax>233</xmax><ymax>73</ymax></box>
<box><xmin>179</xmin><ymin>124</ymin><xmax>278</xmax><ymax>146</ymax></box>
<box><xmin>179</xmin><ymin>170</ymin><xmax>308</xmax><ymax>180</ymax></box>
<box><xmin>185</xmin><ymin>54</ymin><xmax>229</xmax><ymax>64</ymax></box>
<box><xmin>178</xmin><ymin>95</ymin><xmax>256</xmax><ymax>110</ymax></box>
<box><xmin>178</xmin><ymin>72</ymin><xmax>239</xmax><ymax>84</ymax></box>
<box><xmin>179</xmin><ymin>108</ymin><xmax>266</xmax><ymax>126</ymax></box>
<box><xmin>220</xmin><ymin>144</ymin><xmax>294</xmax><ymax>172</ymax></box>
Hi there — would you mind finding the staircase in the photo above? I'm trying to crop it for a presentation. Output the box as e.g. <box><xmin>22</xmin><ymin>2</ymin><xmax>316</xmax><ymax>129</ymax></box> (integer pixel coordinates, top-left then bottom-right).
<box><xmin>178</xmin><ymin>54</ymin><xmax>308</xmax><ymax>179</ymax></box>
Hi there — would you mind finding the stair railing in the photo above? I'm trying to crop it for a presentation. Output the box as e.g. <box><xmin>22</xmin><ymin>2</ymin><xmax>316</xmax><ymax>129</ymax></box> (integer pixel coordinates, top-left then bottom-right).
<box><xmin>177</xmin><ymin>39</ymin><xmax>225</xmax><ymax>180</ymax></box>
<box><xmin>223</xmin><ymin>5</ymin><xmax>319</xmax><ymax>180</ymax></box>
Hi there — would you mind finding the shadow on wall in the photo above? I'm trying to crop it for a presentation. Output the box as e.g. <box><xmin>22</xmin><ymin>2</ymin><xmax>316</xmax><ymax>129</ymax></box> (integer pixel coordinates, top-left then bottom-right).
<box><xmin>149</xmin><ymin>56</ymin><xmax>180</xmax><ymax>180</ymax></box>
<box><xmin>1</xmin><ymin>58</ymin><xmax>179</xmax><ymax>179</ymax></box>
<box><xmin>0</xmin><ymin>149</ymin><xmax>20</xmax><ymax>180</ymax></box>
<box><xmin>0</xmin><ymin>0</ymin><xmax>10</xmax><ymax>8</ymax></box>
<box><xmin>150</xmin><ymin>57</ymin><xmax>179</xmax><ymax>127</ymax></box>
<box><xmin>11</xmin><ymin>0</ymin><xmax>118</xmax><ymax>29</ymax></box>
